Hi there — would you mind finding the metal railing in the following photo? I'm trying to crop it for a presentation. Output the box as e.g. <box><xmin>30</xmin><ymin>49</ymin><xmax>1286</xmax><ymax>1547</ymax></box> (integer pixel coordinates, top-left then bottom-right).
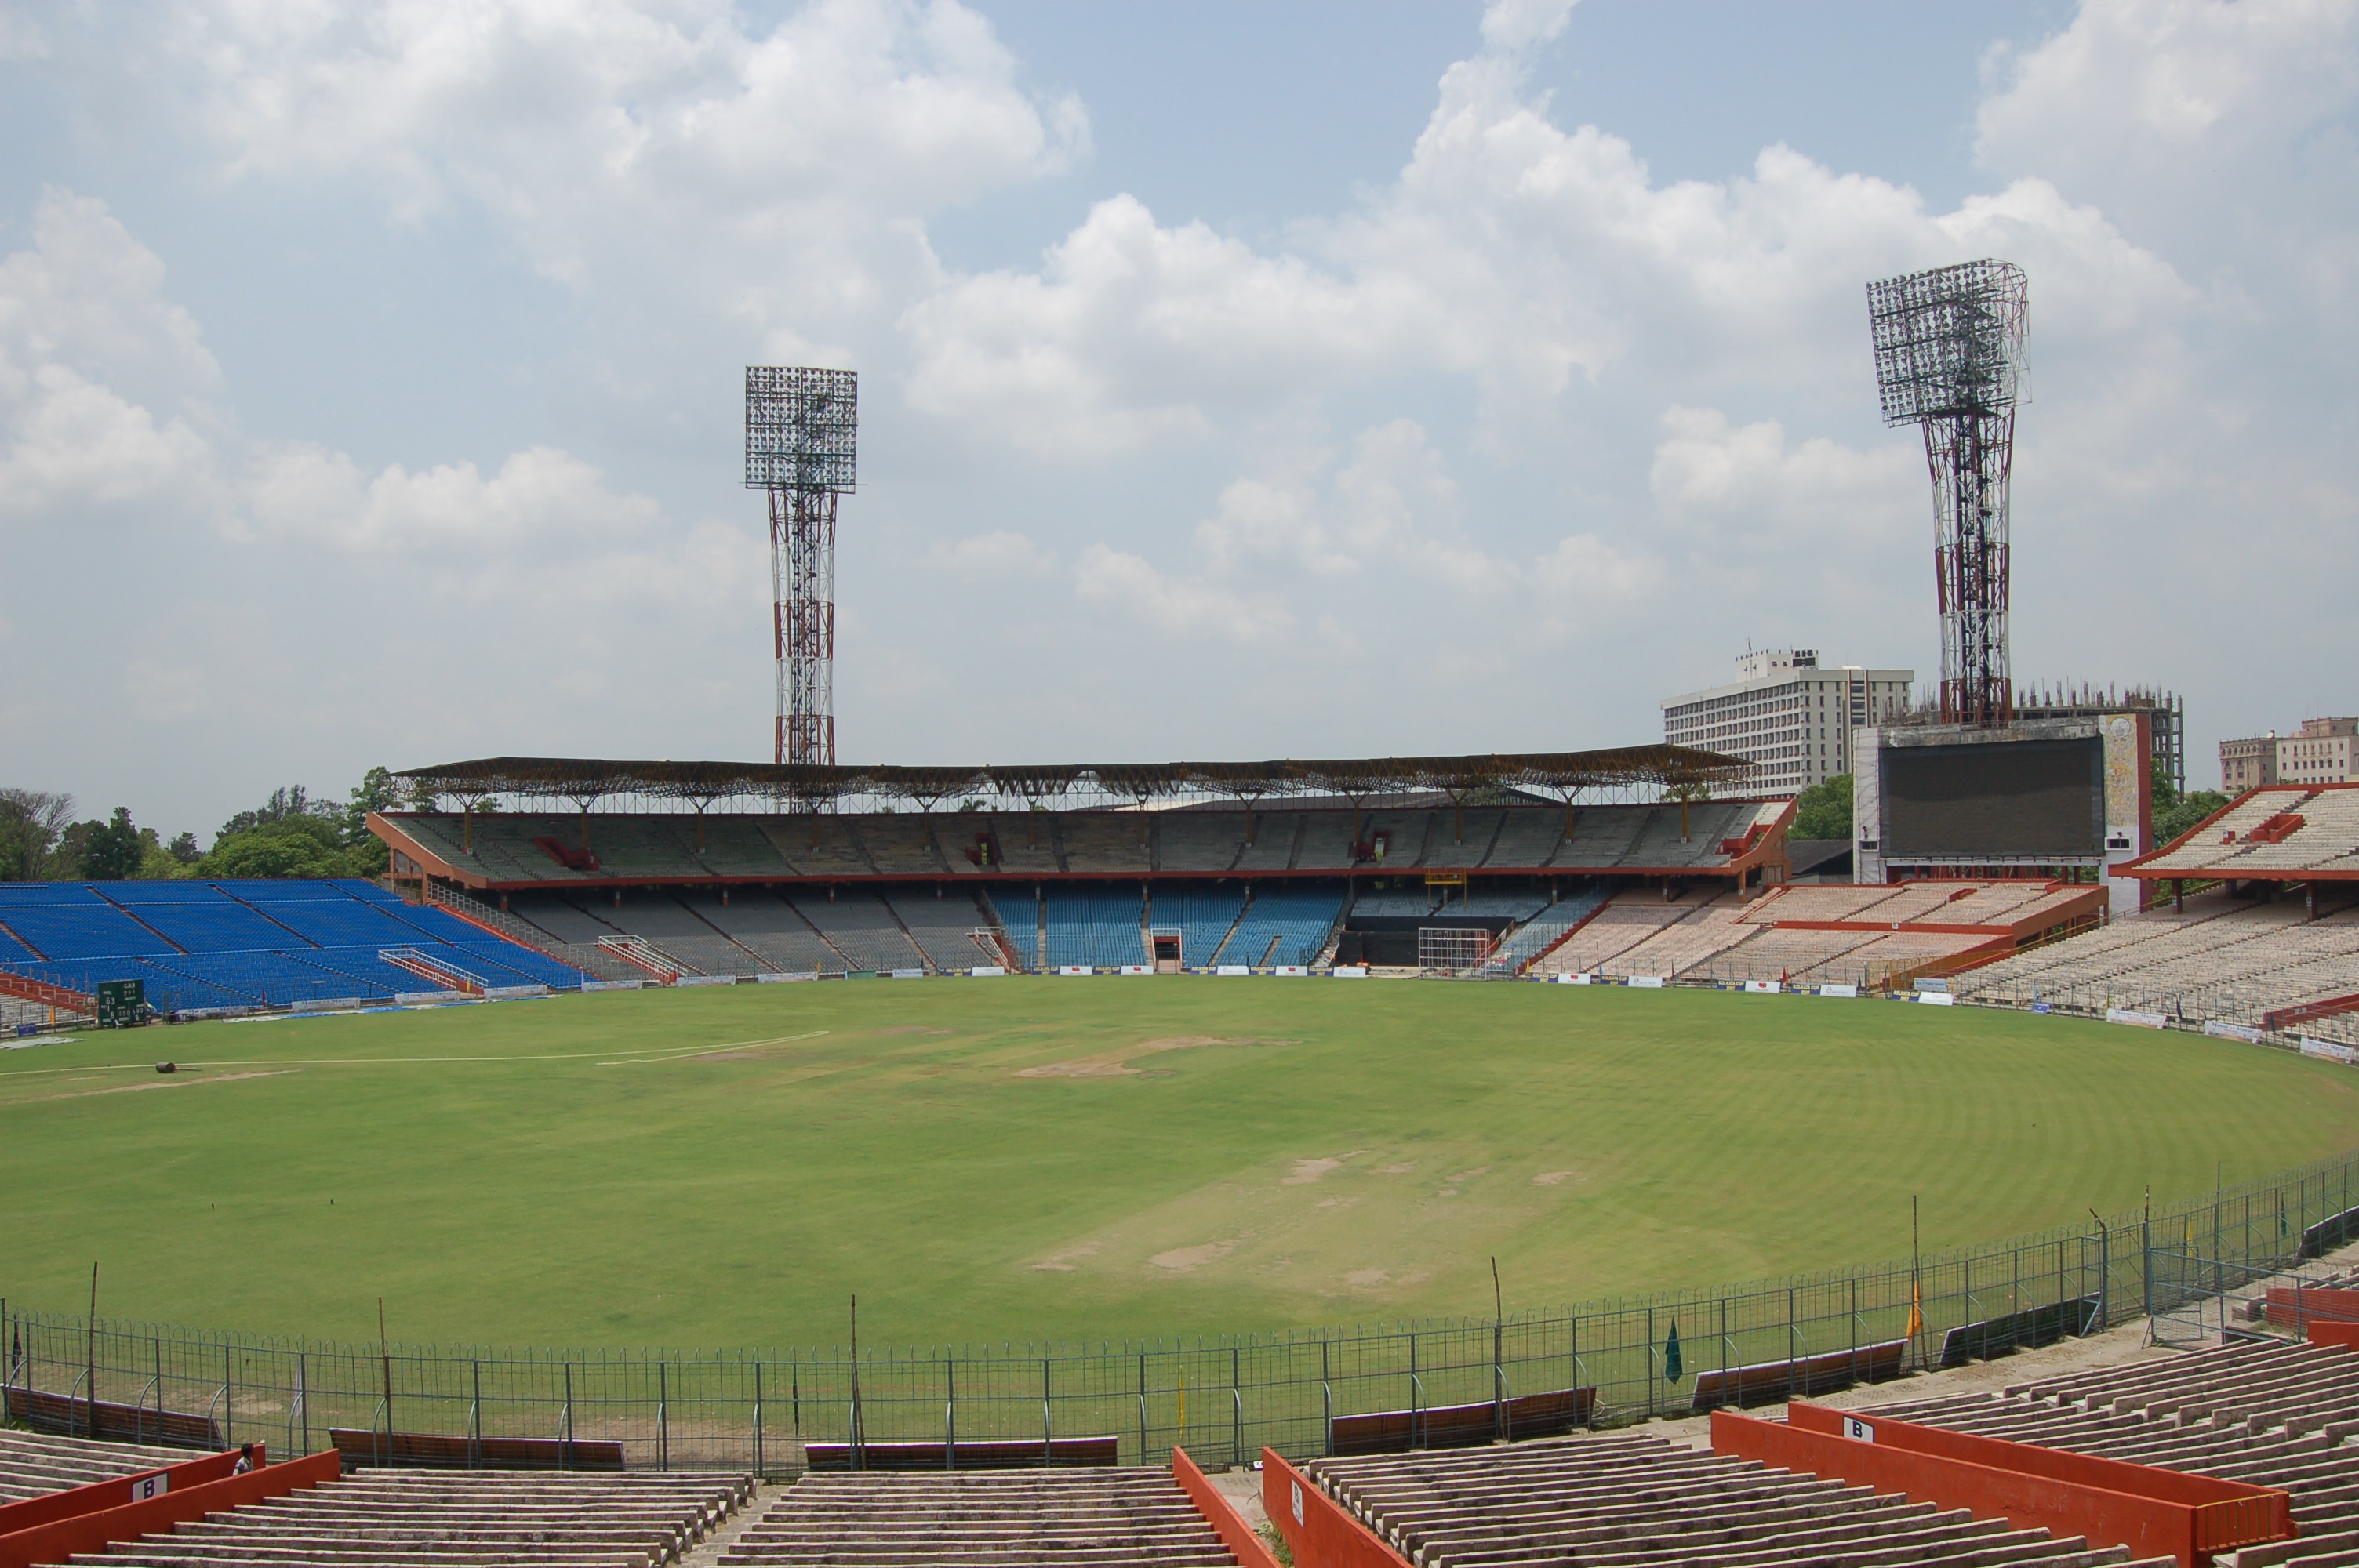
<box><xmin>9</xmin><ymin>1151</ymin><xmax>2359</xmax><ymax>1475</ymax></box>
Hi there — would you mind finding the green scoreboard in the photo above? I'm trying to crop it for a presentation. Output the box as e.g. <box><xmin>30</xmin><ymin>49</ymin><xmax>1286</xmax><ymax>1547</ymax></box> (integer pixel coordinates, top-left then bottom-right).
<box><xmin>96</xmin><ymin>978</ymin><xmax>147</xmax><ymax>1029</ymax></box>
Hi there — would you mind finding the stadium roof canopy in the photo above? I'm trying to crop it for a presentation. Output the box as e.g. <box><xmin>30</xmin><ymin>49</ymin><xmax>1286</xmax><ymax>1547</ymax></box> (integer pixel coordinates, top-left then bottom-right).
<box><xmin>395</xmin><ymin>746</ymin><xmax>1754</xmax><ymax>809</ymax></box>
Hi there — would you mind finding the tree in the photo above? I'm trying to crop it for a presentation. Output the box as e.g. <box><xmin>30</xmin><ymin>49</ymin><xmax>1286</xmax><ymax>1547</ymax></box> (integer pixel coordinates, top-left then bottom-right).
<box><xmin>0</xmin><ymin>789</ymin><xmax>75</xmax><ymax>880</ymax></box>
<box><xmin>2149</xmin><ymin>756</ymin><xmax>2229</xmax><ymax>848</ymax></box>
<box><xmin>199</xmin><ymin>820</ymin><xmax>352</xmax><ymax>879</ymax></box>
<box><xmin>344</xmin><ymin>766</ymin><xmax>400</xmax><ymax>841</ymax></box>
<box><xmin>78</xmin><ymin>807</ymin><xmax>145</xmax><ymax>880</ymax></box>
<box><xmin>1790</xmin><ymin>774</ymin><xmax>1853</xmax><ymax>842</ymax></box>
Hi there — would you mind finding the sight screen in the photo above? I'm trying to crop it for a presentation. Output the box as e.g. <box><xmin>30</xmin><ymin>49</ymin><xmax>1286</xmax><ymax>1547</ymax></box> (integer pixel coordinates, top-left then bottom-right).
<box><xmin>1881</xmin><ymin>736</ymin><xmax>2104</xmax><ymax>856</ymax></box>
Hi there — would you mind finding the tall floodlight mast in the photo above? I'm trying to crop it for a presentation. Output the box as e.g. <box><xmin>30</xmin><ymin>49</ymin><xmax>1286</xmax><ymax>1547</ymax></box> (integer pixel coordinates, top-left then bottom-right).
<box><xmin>745</xmin><ymin>367</ymin><xmax>856</xmax><ymax>765</ymax></box>
<box><xmin>1866</xmin><ymin>260</ymin><xmax>2029</xmax><ymax>727</ymax></box>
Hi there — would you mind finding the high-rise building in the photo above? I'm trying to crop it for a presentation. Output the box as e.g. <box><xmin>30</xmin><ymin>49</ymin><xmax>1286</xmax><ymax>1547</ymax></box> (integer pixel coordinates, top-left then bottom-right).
<box><xmin>2276</xmin><ymin>718</ymin><xmax>2359</xmax><ymax>786</ymax></box>
<box><xmin>2219</xmin><ymin>733</ymin><xmax>2279</xmax><ymax>793</ymax></box>
<box><xmin>1662</xmin><ymin>651</ymin><xmax>1915</xmax><ymax>799</ymax></box>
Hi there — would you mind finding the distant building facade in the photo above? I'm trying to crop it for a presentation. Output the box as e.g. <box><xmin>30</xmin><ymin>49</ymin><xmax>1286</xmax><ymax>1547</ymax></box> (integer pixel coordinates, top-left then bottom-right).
<box><xmin>2278</xmin><ymin>718</ymin><xmax>2359</xmax><ymax>786</ymax></box>
<box><xmin>2219</xmin><ymin>733</ymin><xmax>2279</xmax><ymax>793</ymax></box>
<box><xmin>1663</xmin><ymin>650</ymin><xmax>1914</xmax><ymax>800</ymax></box>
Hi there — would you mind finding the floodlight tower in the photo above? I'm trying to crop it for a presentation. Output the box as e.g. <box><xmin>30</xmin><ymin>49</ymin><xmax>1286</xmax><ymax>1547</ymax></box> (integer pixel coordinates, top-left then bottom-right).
<box><xmin>1866</xmin><ymin>260</ymin><xmax>2029</xmax><ymax>727</ymax></box>
<box><xmin>745</xmin><ymin>367</ymin><xmax>856</xmax><ymax>765</ymax></box>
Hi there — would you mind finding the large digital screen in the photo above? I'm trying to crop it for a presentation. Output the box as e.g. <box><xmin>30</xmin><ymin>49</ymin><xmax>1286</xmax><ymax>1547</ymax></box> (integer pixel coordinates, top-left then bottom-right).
<box><xmin>1881</xmin><ymin>736</ymin><xmax>2104</xmax><ymax>856</ymax></box>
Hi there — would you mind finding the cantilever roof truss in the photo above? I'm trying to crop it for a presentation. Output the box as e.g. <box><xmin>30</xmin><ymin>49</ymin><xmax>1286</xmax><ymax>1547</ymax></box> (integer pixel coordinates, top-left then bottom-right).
<box><xmin>394</xmin><ymin>746</ymin><xmax>1754</xmax><ymax>809</ymax></box>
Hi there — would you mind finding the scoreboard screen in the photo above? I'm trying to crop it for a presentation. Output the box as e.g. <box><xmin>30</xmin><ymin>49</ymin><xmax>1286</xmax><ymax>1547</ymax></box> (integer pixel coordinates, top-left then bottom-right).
<box><xmin>1881</xmin><ymin>736</ymin><xmax>2105</xmax><ymax>857</ymax></box>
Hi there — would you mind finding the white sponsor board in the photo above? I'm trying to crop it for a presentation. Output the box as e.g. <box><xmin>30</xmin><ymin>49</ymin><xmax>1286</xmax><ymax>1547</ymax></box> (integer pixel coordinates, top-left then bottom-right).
<box><xmin>2204</xmin><ymin>1020</ymin><xmax>2265</xmax><ymax>1044</ymax></box>
<box><xmin>1556</xmin><ymin>972</ymin><xmax>1594</xmax><ymax>985</ymax></box>
<box><xmin>1119</xmin><ymin>964</ymin><xmax>1154</xmax><ymax>975</ymax></box>
<box><xmin>484</xmin><ymin>983</ymin><xmax>551</xmax><ymax>999</ymax></box>
<box><xmin>2105</xmin><ymin>1007</ymin><xmax>2169</xmax><ymax>1029</ymax></box>
<box><xmin>1817</xmin><ymin>983</ymin><xmax>1859</xmax><ymax>999</ymax></box>
<box><xmin>1917</xmin><ymin>991</ymin><xmax>1957</xmax><ymax>1006</ymax></box>
<box><xmin>676</xmin><ymin>975</ymin><xmax>737</xmax><ymax>987</ymax></box>
<box><xmin>1273</xmin><ymin>965</ymin><xmax>1310</xmax><ymax>977</ymax></box>
<box><xmin>1914</xmin><ymin>978</ymin><xmax>1951</xmax><ymax>993</ymax></box>
<box><xmin>1841</xmin><ymin>1417</ymin><xmax>1875</xmax><ymax>1443</ymax></box>
<box><xmin>1058</xmin><ymin>965</ymin><xmax>1094</xmax><ymax>976</ymax></box>
<box><xmin>1627</xmin><ymin>975</ymin><xmax>1666</xmax><ymax>989</ymax></box>
<box><xmin>756</xmin><ymin>972</ymin><xmax>818</xmax><ymax>984</ymax></box>
<box><xmin>1215</xmin><ymin>965</ymin><xmax>1251</xmax><ymax>977</ymax></box>
<box><xmin>1742</xmin><ymin>980</ymin><xmax>1782</xmax><ymax>994</ymax></box>
<box><xmin>394</xmin><ymin>991</ymin><xmax>460</xmax><ymax>1006</ymax></box>
<box><xmin>2303</xmin><ymin>1036</ymin><xmax>2359</xmax><ymax>1063</ymax></box>
<box><xmin>1331</xmin><ymin>966</ymin><xmax>1369</xmax><ymax>978</ymax></box>
<box><xmin>128</xmin><ymin>1472</ymin><xmax>168</xmax><ymax>1502</ymax></box>
<box><xmin>886</xmin><ymin>968</ymin><xmax>927</xmax><ymax>979</ymax></box>
<box><xmin>968</xmin><ymin>965</ymin><xmax>1006</xmax><ymax>978</ymax></box>
<box><xmin>292</xmin><ymin>996</ymin><xmax>367</xmax><ymax>1012</ymax></box>
<box><xmin>580</xmin><ymin>979</ymin><xmax>644</xmax><ymax>992</ymax></box>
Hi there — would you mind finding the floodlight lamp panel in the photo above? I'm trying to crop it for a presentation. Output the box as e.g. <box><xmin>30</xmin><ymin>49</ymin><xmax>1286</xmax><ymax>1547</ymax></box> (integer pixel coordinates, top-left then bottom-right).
<box><xmin>744</xmin><ymin>365</ymin><xmax>858</xmax><ymax>492</ymax></box>
<box><xmin>1864</xmin><ymin>259</ymin><xmax>2028</xmax><ymax>426</ymax></box>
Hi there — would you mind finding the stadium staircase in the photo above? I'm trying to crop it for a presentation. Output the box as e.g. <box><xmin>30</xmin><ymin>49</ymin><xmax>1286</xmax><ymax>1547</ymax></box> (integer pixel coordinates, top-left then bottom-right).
<box><xmin>718</xmin><ymin>1468</ymin><xmax>1238</xmax><ymax>1568</ymax></box>
<box><xmin>377</xmin><ymin>946</ymin><xmax>487</xmax><ymax>995</ymax></box>
<box><xmin>598</xmin><ymin>934</ymin><xmax>691</xmax><ymax>985</ymax></box>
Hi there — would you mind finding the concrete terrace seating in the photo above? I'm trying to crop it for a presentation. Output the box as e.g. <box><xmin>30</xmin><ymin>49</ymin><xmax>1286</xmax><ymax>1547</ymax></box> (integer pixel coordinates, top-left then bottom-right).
<box><xmin>1488</xmin><ymin>884</ymin><xmax>1609</xmax><ymax>973</ymax></box>
<box><xmin>1598</xmin><ymin>894</ymin><xmax>1748</xmax><ymax>978</ymax></box>
<box><xmin>787</xmin><ymin>888</ymin><xmax>925</xmax><ymax>973</ymax></box>
<box><xmin>1858</xmin><ymin>1339</ymin><xmax>2359</xmax><ymax>1565</ymax></box>
<box><xmin>0</xmin><ymin>1429</ymin><xmax>198</xmax><ymax>1505</ymax></box>
<box><xmin>1485</xmin><ymin>811</ymin><xmax>1567</xmax><ymax>869</ymax></box>
<box><xmin>57</xmin><ymin>1467</ymin><xmax>753</xmax><ymax>1568</ymax></box>
<box><xmin>680</xmin><ymin>891</ymin><xmax>845</xmax><ymax>975</ymax></box>
<box><xmin>984</xmin><ymin>815</ymin><xmax>1061</xmax><ymax>876</ymax></box>
<box><xmin>1954</xmin><ymin>896</ymin><xmax>2353</xmax><ymax>1018</ymax></box>
<box><xmin>1157</xmin><ymin>812</ymin><xmax>1250</xmax><ymax>873</ymax></box>
<box><xmin>1289</xmin><ymin>812</ymin><xmax>1359</xmax><ymax>871</ymax></box>
<box><xmin>1057</xmin><ymin>815</ymin><xmax>1153</xmax><ymax>876</ymax></box>
<box><xmin>884</xmin><ymin>887</ymin><xmax>997</xmax><ymax>971</ymax></box>
<box><xmin>1528</xmin><ymin>891</ymin><xmax>1707</xmax><ymax>976</ymax></box>
<box><xmin>1304</xmin><ymin>1428</ymin><xmax>2170</xmax><ymax>1568</ymax></box>
<box><xmin>854</xmin><ymin>816</ymin><xmax>952</xmax><ymax>877</ymax></box>
<box><xmin>756</xmin><ymin>818</ymin><xmax>874</xmax><ymax>878</ymax></box>
<box><xmin>721</xmin><ymin>1468</ymin><xmax>1236</xmax><ymax>1568</ymax></box>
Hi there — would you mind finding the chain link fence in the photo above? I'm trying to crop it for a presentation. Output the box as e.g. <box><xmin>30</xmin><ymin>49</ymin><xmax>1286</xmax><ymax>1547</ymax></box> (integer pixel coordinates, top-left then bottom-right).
<box><xmin>9</xmin><ymin>1151</ymin><xmax>2359</xmax><ymax>1475</ymax></box>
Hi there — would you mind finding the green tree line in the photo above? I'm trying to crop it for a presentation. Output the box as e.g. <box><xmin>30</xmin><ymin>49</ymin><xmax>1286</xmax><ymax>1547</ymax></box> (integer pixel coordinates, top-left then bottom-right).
<box><xmin>0</xmin><ymin>768</ymin><xmax>404</xmax><ymax>883</ymax></box>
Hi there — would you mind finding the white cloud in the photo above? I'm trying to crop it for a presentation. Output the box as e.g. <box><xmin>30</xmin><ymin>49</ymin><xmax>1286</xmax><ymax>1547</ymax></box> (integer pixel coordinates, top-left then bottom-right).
<box><xmin>922</xmin><ymin>528</ymin><xmax>1055</xmax><ymax>574</ymax></box>
<box><xmin>1480</xmin><ymin>0</ymin><xmax>1579</xmax><ymax>54</ymax></box>
<box><xmin>1073</xmin><ymin>543</ymin><xmax>1289</xmax><ymax>644</ymax></box>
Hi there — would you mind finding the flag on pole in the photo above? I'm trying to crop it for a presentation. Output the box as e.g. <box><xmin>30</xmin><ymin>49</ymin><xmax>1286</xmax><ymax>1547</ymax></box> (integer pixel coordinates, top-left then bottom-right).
<box><xmin>1663</xmin><ymin>1321</ymin><xmax>1684</xmax><ymax>1384</ymax></box>
<box><xmin>1906</xmin><ymin>1279</ymin><xmax>1923</xmax><ymax>1341</ymax></box>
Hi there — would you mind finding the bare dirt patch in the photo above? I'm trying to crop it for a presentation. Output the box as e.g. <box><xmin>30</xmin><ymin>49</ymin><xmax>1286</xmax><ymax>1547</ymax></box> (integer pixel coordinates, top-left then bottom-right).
<box><xmin>1283</xmin><ymin>1151</ymin><xmax>1367</xmax><ymax>1185</ymax></box>
<box><xmin>1149</xmin><ymin>1240</ymin><xmax>1238</xmax><ymax>1272</ymax></box>
<box><xmin>22</xmin><ymin>1070</ymin><xmax>292</xmax><ymax>1104</ymax></box>
<box><xmin>1015</xmin><ymin>1036</ymin><xmax>1294</xmax><ymax>1079</ymax></box>
<box><xmin>1532</xmin><ymin>1171</ymin><xmax>1575</xmax><ymax>1186</ymax></box>
<box><xmin>1375</xmin><ymin>1162</ymin><xmax>1417</xmax><ymax>1174</ymax></box>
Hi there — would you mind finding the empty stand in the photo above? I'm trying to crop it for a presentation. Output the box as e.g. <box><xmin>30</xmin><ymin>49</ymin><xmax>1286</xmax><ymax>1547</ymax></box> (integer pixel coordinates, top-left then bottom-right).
<box><xmin>721</xmin><ymin>1468</ymin><xmax>1236</xmax><ymax>1568</ymax></box>
<box><xmin>57</xmin><ymin>1467</ymin><xmax>751</xmax><ymax>1568</ymax></box>
<box><xmin>0</xmin><ymin>1430</ymin><xmax>200</xmax><ymax>1506</ymax></box>
<box><xmin>1145</xmin><ymin>884</ymin><xmax>1246</xmax><ymax>969</ymax></box>
<box><xmin>1042</xmin><ymin>884</ymin><xmax>1146</xmax><ymax>968</ymax></box>
<box><xmin>885</xmin><ymin>887</ymin><xmax>1000</xmax><ymax>971</ymax></box>
<box><xmin>985</xmin><ymin>884</ymin><xmax>1042</xmax><ymax>971</ymax></box>
<box><xmin>787</xmin><ymin>887</ymin><xmax>925</xmax><ymax>973</ymax></box>
<box><xmin>1218</xmin><ymin>884</ymin><xmax>1345</xmax><ymax>968</ymax></box>
<box><xmin>1303</xmin><ymin>1427</ymin><xmax>2171</xmax><ymax>1568</ymax></box>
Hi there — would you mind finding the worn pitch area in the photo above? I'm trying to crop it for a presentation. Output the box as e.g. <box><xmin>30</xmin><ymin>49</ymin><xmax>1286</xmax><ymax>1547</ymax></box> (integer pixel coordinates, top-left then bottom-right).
<box><xmin>5</xmin><ymin>979</ymin><xmax>2354</xmax><ymax>1350</ymax></box>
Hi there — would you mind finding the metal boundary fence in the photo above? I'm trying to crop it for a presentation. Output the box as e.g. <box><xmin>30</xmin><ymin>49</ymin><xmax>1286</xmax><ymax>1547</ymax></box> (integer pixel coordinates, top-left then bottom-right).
<box><xmin>9</xmin><ymin>1151</ymin><xmax>2359</xmax><ymax>1476</ymax></box>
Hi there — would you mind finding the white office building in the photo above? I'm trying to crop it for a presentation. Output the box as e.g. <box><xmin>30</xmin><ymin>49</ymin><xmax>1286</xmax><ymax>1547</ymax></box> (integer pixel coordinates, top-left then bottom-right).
<box><xmin>1663</xmin><ymin>650</ymin><xmax>1916</xmax><ymax>799</ymax></box>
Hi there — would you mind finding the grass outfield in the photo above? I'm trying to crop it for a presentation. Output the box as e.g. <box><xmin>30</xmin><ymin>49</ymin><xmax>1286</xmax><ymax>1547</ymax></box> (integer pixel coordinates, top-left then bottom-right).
<box><xmin>5</xmin><ymin>978</ymin><xmax>2357</xmax><ymax>1353</ymax></box>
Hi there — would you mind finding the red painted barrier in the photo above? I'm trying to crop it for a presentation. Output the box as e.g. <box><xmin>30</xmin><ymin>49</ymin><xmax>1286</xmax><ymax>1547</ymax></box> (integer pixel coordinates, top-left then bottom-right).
<box><xmin>0</xmin><ymin>1448</ymin><xmax>339</xmax><ymax>1568</ymax></box>
<box><xmin>0</xmin><ymin>1446</ymin><xmax>261</xmax><ymax>1537</ymax></box>
<box><xmin>1716</xmin><ymin>1409</ymin><xmax>2291</xmax><ymax>1568</ymax></box>
<box><xmin>2307</xmin><ymin>1319</ymin><xmax>2359</xmax><ymax>1349</ymax></box>
<box><xmin>1261</xmin><ymin>1448</ymin><xmax>1412</xmax><ymax>1568</ymax></box>
<box><xmin>2263</xmin><ymin>1287</ymin><xmax>2359</xmax><ymax>1327</ymax></box>
<box><xmin>1173</xmin><ymin>1447</ymin><xmax>1282</xmax><ymax>1568</ymax></box>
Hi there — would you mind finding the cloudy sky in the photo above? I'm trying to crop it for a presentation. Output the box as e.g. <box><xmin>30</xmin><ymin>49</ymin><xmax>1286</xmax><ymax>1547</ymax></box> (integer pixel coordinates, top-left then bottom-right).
<box><xmin>4</xmin><ymin>0</ymin><xmax>2354</xmax><ymax>838</ymax></box>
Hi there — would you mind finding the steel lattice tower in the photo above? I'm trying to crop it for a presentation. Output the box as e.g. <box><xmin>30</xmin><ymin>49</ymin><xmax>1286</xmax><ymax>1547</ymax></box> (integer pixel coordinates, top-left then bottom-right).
<box><xmin>745</xmin><ymin>367</ymin><xmax>856</xmax><ymax>765</ymax></box>
<box><xmin>1866</xmin><ymin>260</ymin><xmax>2029</xmax><ymax>728</ymax></box>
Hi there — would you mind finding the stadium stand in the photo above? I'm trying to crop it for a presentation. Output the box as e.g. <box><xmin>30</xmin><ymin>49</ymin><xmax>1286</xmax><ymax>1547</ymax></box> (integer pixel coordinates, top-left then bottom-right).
<box><xmin>1856</xmin><ymin>1338</ymin><xmax>2359</xmax><ymax>1563</ymax></box>
<box><xmin>1218</xmin><ymin>884</ymin><xmax>1346</xmax><ymax>968</ymax></box>
<box><xmin>1042</xmin><ymin>884</ymin><xmax>1147</xmax><ymax>968</ymax></box>
<box><xmin>1154</xmin><ymin>811</ymin><xmax>1248</xmax><ymax>873</ymax></box>
<box><xmin>787</xmin><ymin>887</ymin><xmax>926</xmax><ymax>973</ymax></box>
<box><xmin>1488</xmin><ymin>884</ymin><xmax>1611</xmax><ymax>973</ymax></box>
<box><xmin>1601</xmin><ymin>892</ymin><xmax>1754</xmax><ymax>977</ymax></box>
<box><xmin>1528</xmin><ymin>888</ymin><xmax>1712</xmax><ymax>976</ymax></box>
<box><xmin>1056</xmin><ymin>814</ymin><xmax>1154</xmax><ymax>877</ymax></box>
<box><xmin>1301</xmin><ymin>1428</ymin><xmax>2170</xmax><ymax>1568</ymax></box>
<box><xmin>0</xmin><ymin>1429</ymin><xmax>200</xmax><ymax>1504</ymax></box>
<box><xmin>0</xmin><ymin>880</ymin><xmax>592</xmax><ymax>1013</ymax></box>
<box><xmin>1350</xmin><ymin>887</ymin><xmax>1438</xmax><ymax>918</ymax></box>
<box><xmin>59</xmin><ymin>1468</ymin><xmax>751</xmax><ymax>1568</ymax></box>
<box><xmin>856</xmin><ymin>814</ymin><xmax>954</xmax><ymax>877</ymax></box>
<box><xmin>884</xmin><ymin>887</ymin><xmax>999</xmax><ymax>971</ymax></box>
<box><xmin>671</xmin><ymin>889</ymin><xmax>843</xmax><ymax>975</ymax></box>
<box><xmin>1144</xmin><ymin>883</ymin><xmax>1246</xmax><ymax>969</ymax></box>
<box><xmin>984</xmin><ymin>884</ymin><xmax>1042</xmax><ymax>971</ymax></box>
<box><xmin>721</xmin><ymin>1468</ymin><xmax>1237</xmax><ymax>1568</ymax></box>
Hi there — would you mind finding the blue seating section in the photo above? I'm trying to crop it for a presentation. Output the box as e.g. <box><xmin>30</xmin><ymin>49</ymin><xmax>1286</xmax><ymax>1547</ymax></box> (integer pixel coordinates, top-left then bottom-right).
<box><xmin>1487</xmin><ymin>883</ymin><xmax>1610</xmax><ymax>971</ymax></box>
<box><xmin>987</xmin><ymin>886</ymin><xmax>1041</xmax><ymax>970</ymax></box>
<box><xmin>1041</xmin><ymin>884</ymin><xmax>1145</xmax><ymax>968</ymax></box>
<box><xmin>1145</xmin><ymin>885</ymin><xmax>1245</xmax><ymax>968</ymax></box>
<box><xmin>1220</xmin><ymin>884</ymin><xmax>1347</xmax><ymax>967</ymax></box>
<box><xmin>0</xmin><ymin>879</ymin><xmax>591</xmax><ymax>1009</ymax></box>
